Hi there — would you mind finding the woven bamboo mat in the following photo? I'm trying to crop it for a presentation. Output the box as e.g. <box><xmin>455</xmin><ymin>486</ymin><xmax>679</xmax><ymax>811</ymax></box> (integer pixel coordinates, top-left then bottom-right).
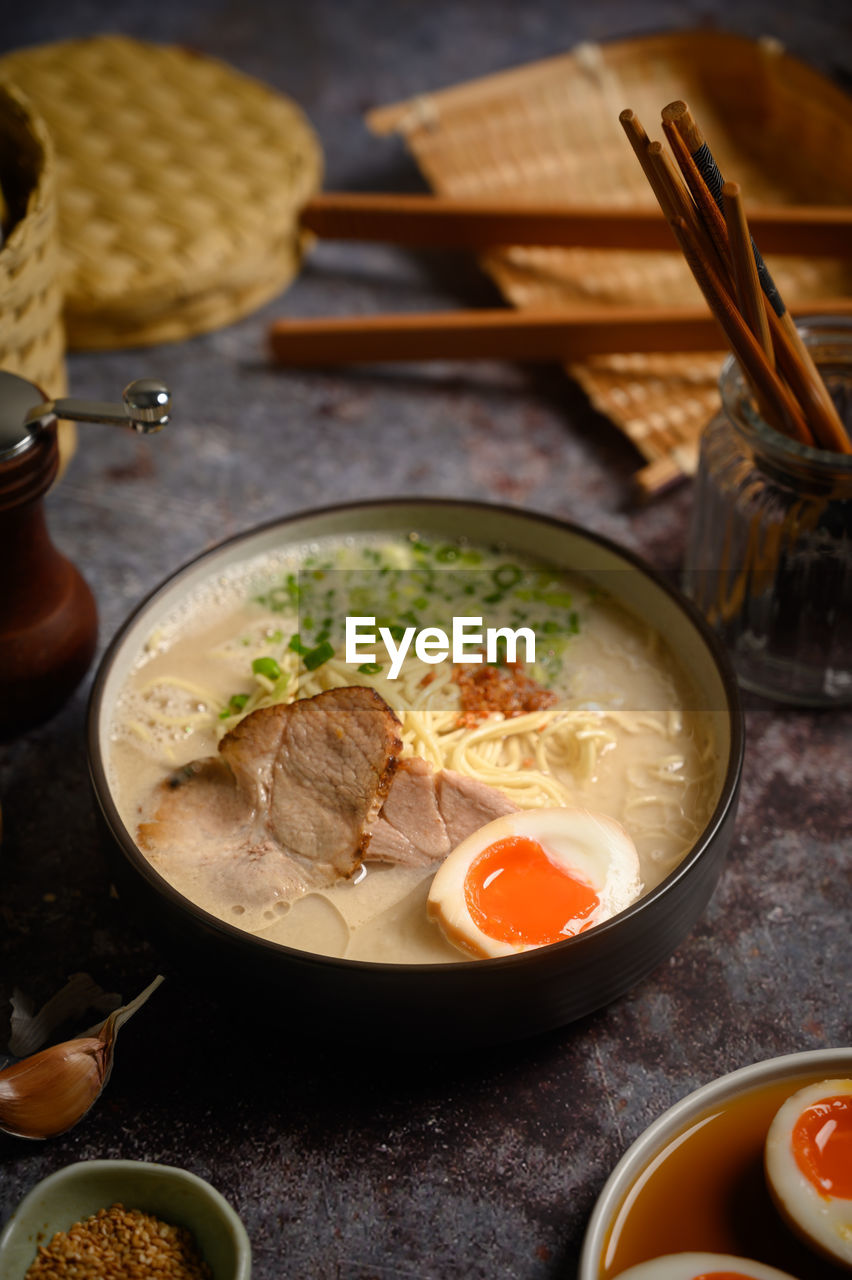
<box><xmin>369</xmin><ymin>30</ymin><xmax>852</xmax><ymax>493</ymax></box>
<box><xmin>0</xmin><ymin>35</ymin><xmax>323</xmax><ymax>349</ymax></box>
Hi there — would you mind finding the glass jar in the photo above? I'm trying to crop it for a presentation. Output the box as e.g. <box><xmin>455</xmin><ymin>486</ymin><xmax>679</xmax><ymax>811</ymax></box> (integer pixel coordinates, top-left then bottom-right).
<box><xmin>683</xmin><ymin>318</ymin><xmax>852</xmax><ymax>706</ymax></box>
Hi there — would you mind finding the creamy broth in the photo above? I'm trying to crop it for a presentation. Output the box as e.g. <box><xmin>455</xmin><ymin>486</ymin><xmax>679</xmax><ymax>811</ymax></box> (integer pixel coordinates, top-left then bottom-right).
<box><xmin>108</xmin><ymin>533</ymin><xmax>725</xmax><ymax>963</ymax></box>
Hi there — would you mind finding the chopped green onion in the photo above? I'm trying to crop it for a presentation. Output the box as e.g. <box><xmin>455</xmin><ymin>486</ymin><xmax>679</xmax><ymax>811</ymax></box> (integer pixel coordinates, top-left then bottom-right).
<box><xmin>252</xmin><ymin>656</ymin><xmax>282</xmax><ymax>680</ymax></box>
<box><xmin>219</xmin><ymin>692</ymin><xmax>249</xmax><ymax>720</ymax></box>
<box><xmin>540</xmin><ymin>591</ymin><xmax>574</xmax><ymax>609</ymax></box>
<box><xmin>303</xmin><ymin>640</ymin><xmax>334</xmax><ymax>671</ymax></box>
<box><xmin>358</xmin><ymin>662</ymin><xmax>383</xmax><ymax>675</ymax></box>
<box><xmin>493</xmin><ymin>563</ymin><xmax>522</xmax><ymax>589</ymax></box>
<box><xmin>256</xmin><ymin>573</ymin><xmax>300</xmax><ymax>612</ymax></box>
<box><xmin>288</xmin><ymin>634</ymin><xmax>308</xmax><ymax>656</ymax></box>
<box><xmin>435</xmin><ymin>544</ymin><xmax>460</xmax><ymax>563</ymax></box>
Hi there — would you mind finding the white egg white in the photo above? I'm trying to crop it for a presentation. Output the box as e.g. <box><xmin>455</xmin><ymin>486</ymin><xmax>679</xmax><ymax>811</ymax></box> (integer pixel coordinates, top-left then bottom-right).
<box><xmin>426</xmin><ymin>807</ymin><xmax>642</xmax><ymax>959</ymax></box>
<box><xmin>611</xmin><ymin>1252</ymin><xmax>800</xmax><ymax>1280</ymax></box>
<box><xmin>764</xmin><ymin>1076</ymin><xmax>852</xmax><ymax>1268</ymax></box>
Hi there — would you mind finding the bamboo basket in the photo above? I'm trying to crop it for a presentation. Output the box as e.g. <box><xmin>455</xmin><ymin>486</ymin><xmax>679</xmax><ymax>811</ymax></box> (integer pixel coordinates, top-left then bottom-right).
<box><xmin>0</xmin><ymin>80</ymin><xmax>65</xmax><ymax>398</ymax></box>
<box><xmin>368</xmin><ymin>30</ymin><xmax>852</xmax><ymax>493</ymax></box>
<box><xmin>0</xmin><ymin>35</ymin><xmax>323</xmax><ymax>350</ymax></box>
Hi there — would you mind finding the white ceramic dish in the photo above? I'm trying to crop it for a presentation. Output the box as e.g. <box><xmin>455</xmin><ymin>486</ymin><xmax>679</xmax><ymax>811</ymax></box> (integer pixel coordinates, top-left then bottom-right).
<box><xmin>579</xmin><ymin>1046</ymin><xmax>852</xmax><ymax>1280</ymax></box>
<box><xmin>0</xmin><ymin>1159</ymin><xmax>251</xmax><ymax>1279</ymax></box>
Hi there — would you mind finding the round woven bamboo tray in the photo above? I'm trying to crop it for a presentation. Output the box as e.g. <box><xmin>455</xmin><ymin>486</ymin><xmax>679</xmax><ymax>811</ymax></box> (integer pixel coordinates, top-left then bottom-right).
<box><xmin>0</xmin><ymin>80</ymin><xmax>65</xmax><ymax>397</ymax></box>
<box><xmin>0</xmin><ymin>35</ymin><xmax>323</xmax><ymax>350</ymax></box>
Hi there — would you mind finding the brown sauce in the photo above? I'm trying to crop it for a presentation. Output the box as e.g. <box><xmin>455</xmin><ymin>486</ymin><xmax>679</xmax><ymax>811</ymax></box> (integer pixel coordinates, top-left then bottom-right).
<box><xmin>601</xmin><ymin>1072</ymin><xmax>849</xmax><ymax>1280</ymax></box>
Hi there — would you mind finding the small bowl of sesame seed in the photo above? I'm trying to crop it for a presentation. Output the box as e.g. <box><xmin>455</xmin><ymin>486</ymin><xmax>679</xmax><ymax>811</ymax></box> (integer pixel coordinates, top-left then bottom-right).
<box><xmin>0</xmin><ymin>1159</ymin><xmax>251</xmax><ymax>1279</ymax></box>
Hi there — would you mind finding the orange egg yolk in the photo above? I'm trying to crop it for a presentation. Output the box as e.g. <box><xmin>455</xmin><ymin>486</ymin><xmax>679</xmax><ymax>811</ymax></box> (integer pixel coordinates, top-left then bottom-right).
<box><xmin>792</xmin><ymin>1093</ymin><xmax>852</xmax><ymax>1198</ymax></box>
<box><xmin>693</xmin><ymin>1273</ymin><xmax>757</xmax><ymax>1279</ymax></box>
<box><xmin>464</xmin><ymin>835</ymin><xmax>599</xmax><ymax>946</ymax></box>
<box><xmin>693</xmin><ymin>1273</ymin><xmax>759</xmax><ymax>1279</ymax></box>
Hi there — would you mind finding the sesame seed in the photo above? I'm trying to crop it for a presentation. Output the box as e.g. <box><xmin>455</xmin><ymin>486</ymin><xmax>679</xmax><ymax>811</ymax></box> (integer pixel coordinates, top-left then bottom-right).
<box><xmin>25</xmin><ymin>1203</ymin><xmax>212</xmax><ymax>1279</ymax></box>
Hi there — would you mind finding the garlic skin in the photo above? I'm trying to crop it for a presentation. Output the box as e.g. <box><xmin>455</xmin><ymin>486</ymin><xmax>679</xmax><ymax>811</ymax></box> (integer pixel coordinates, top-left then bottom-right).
<box><xmin>0</xmin><ymin>975</ymin><xmax>163</xmax><ymax>1140</ymax></box>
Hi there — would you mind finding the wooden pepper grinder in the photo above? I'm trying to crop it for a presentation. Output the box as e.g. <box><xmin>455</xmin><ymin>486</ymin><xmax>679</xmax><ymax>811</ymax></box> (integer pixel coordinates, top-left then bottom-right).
<box><xmin>0</xmin><ymin>371</ymin><xmax>170</xmax><ymax>738</ymax></box>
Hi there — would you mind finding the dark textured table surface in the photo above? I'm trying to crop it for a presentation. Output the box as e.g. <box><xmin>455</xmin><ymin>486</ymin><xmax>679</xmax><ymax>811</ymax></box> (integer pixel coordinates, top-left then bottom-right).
<box><xmin>1</xmin><ymin>2</ymin><xmax>850</xmax><ymax>1278</ymax></box>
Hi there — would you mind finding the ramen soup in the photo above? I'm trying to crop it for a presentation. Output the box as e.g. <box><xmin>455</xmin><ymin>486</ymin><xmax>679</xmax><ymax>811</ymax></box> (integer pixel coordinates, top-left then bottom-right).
<box><xmin>600</xmin><ymin>1072</ymin><xmax>850</xmax><ymax>1279</ymax></box>
<box><xmin>107</xmin><ymin>532</ymin><xmax>725</xmax><ymax>963</ymax></box>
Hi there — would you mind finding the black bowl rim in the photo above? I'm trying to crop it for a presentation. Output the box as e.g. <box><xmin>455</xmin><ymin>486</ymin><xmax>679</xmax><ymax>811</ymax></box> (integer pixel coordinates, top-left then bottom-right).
<box><xmin>86</xmin><ymin>496</ymin><xmax>745</xmax><ymax>976</ymax></box>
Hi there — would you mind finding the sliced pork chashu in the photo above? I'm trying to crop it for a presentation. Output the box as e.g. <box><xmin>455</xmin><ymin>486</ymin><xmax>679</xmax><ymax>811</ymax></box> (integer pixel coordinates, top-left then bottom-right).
<box><xmin>137</xmin><ymin>685</ymin><xmax>518</xmax><ymax>929</ymax></box>
<box><xmin>221</xmin><ymin>686</ymin><xmax>402</xmax><ymax>869</ymax></box>
<box><xmin>365</xmin><ymin>756</ymin><xmax>518</xmax><ymax>867</ymax></box>
<box><xmin>138</xmin><ymin>686</ymin><xmax>403</xmax><ymax>901</ymax></box>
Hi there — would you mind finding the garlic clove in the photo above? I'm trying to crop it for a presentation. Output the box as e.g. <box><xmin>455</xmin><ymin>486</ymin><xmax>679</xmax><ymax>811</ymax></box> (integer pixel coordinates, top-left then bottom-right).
<box><xmin>0</xmin><ymin>1037</ymin><xmax>107</xmax><ymax>1139</ymax></box>
<box><xmin>0</xmin><ymin>975</ymin><xmax>163</xmax><ymax>1140</ymax></box>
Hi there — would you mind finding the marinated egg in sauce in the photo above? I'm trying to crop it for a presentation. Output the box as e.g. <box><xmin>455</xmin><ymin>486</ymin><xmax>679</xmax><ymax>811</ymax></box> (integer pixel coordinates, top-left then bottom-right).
<box><xmin>764</xmin><ymin>1077</ymin><xmax>852</xmax><ymax>1268</ymax></box>
<box><xmin>426</xmin><ymin>808</ymin><xmax>642</xmax><ymax>959</ymax></box>
<box><xmin>611</xmin><ymin>1254</ymin><xmax>801</xmax><ymax>1280</ymax></box>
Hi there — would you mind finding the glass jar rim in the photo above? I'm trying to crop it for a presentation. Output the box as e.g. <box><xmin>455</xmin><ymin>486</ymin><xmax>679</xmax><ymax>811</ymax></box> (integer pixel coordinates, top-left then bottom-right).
<box><xmin>718</xmin><ymin>314</ymin><xmax>852</xmax><ymax>476</ymax></box>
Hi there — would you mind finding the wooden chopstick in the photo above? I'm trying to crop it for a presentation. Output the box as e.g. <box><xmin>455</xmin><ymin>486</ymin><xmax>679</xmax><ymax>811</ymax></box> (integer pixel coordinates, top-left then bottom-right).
<box><xmin>622</xmin><ymin>116</ymin><xmax>813</xmax><ymax>444</ymax></box>
<box><xmin>300</xmin><ymin>191</ymin><xmax>852</xmax><ymax>256</ymax></box>
<box><xmin>666</xmin><ymin>212</ymin><xmax>814</xmax><ymax>446</ymax></box>
<box><xmin>645</xmin><ymin>146</ymin><xmax>793</xmax><ymax>438</ymax></box>
<box><xmin>722</xmin><ymin>181</ymin><xmax>774</xmax><ymax>363</ymax></box>
<box><xmin>662</xmin><ymin>100</ymin><xmax>851</xmax><ymax>454</ymax></box>
<box><xmin>645</xmin><ymin>139</ymin><xmax>727</xmax><ymax>277</ymax></box>
<box><xmin>268</xmin><ymin>299</ymin><xmax>852</xmax><ymax>366</ymax></box>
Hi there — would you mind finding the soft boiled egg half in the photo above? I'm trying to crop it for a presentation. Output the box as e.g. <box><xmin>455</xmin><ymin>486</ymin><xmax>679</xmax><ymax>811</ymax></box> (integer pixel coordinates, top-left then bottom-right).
<box><xmin>610</xmin><ymin>1254</ymin><xmax>800</xmax><ymax>1280</ymax></box>
<box><xmin>426</xmin><ymin>808</ymin><xmax>642</xmax><ymax>959</ymax></box>
<box><xmin>764</xmin><ymin>1077</ymin><xmax>852</xmax><ymax>1267</ymax></box>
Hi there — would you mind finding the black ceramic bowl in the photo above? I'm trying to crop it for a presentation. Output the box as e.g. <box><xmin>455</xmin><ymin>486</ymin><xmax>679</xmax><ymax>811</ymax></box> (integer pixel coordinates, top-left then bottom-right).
<box><xmin>87</xmin><ymin>500</ymin><xmax>744</xmax><ymax>1049</ymax></box>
